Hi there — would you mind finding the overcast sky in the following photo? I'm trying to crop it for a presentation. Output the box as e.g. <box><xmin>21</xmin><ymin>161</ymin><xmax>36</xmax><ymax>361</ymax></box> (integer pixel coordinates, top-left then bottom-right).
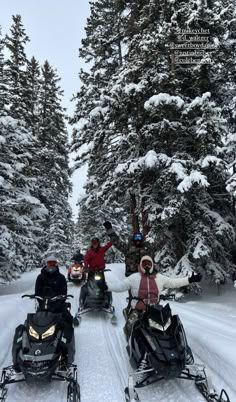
<box><xmin>1</xmin><ymin>0</ymin><xmax>91</xmax><ymax>218</ymax></box>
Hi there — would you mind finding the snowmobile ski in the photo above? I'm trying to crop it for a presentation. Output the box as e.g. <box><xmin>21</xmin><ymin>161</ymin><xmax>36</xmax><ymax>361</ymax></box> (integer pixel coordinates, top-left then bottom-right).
<box><xmin>124</xmin><ymin>365</ymin><xmax>231</xmax><ymax>402</ymax></box>
<box><xmin>124</xmin><ymin>375</ymin><xmax>141</xmax><ymax>402</ymax></box>
<box><xmin>111</xmin><ymin>306</ymin><xmax>117</xmax><ymax>325</ymax></box>
<box><xmin>73</xmin><ymin>311</ymin><xmax>81</xmax><ymax>327</ymax></box>
<box><xmin>0</xmin><ymin>364</ymin><xmax>80</xmax><ymax>402</ymax></box>
<box><xmin>195</xmin><ymin>374</ymin><xmax>230</xmax><ymax>402</ymax></box>
<box><xmin>66</xmin><ymin>365</ymin><xmax>80</xmax><ymax>402</ymax></box>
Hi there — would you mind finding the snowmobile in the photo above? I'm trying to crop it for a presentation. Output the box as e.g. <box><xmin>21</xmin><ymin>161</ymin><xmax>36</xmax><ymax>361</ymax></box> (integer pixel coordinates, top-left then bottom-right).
<box><xmin>67</xmin><ymin>262</ymin><xmax>85</xmax><ymax>284</ymax></box>
<box><xmin>73</xmin><ymin>269</ymin><xmax>117</xmax><ymax>326</ymax></box>
<box><xmin>124</xmin><ymin>294</ymin><xmax>231</xmax><ymax>402</ymax></box>
<box><xmin>0</xmin><ymin>294</ymin><xmax>80</xmax><ymax>402</ymax></box>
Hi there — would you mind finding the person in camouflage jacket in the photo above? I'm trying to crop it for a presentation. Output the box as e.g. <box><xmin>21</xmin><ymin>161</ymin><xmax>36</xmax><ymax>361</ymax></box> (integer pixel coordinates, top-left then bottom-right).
<box><xmin>103</xmin><ymin>221</ymin><xmax>150</xmax><ymax>277</ymax></box>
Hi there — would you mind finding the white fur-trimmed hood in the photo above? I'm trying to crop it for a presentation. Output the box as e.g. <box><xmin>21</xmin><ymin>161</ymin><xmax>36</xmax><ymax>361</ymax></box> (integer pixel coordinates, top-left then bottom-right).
<box><xmin>139</xmin><ymin>255</ymin><xmax>154</xmax><ymax>274</ymax></box>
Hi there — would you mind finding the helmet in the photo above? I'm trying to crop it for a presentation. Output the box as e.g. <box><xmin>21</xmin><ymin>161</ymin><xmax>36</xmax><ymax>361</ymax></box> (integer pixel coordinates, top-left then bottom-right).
<box><xmin>140</xmin><ymin>255</ymin><xmax>154</xmax><ymax>275</ymax></box>
<box><xmin>133</xmin><ymin>232</ymin><xmax>144</xmax><ymax>242</ymax></box>
<box><xmin>91</xmin><ymin>237</ymin><xmax>100</xmax><ymax>248</ymax></box>
<box><xmin>45</xmin><ymin>255</ymin><xmax>58</xmax><ymax>274</ymax></box>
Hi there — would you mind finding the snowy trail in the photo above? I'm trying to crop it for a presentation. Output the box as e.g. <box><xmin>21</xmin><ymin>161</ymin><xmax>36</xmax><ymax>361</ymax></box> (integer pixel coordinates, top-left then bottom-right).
<box><xmin>0</xmin><ymin>265</ymin><xmax>235</xmax><ymax>402</ymax></box>
<box><xmin>173</xmin><ymin>300</ymin><xmax>236</xmax><ymax>400</ymax></box>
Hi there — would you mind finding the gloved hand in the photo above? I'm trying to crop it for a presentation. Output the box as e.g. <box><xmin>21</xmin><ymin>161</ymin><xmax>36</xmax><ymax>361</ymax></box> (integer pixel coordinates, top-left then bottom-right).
<box><xmin>98</xmin><ymin>281</ymin><xmax>108</xmax><ymax>292</ymax></box>
<box><xmin>188</xmin><ymin>272</ymin><xmax>202</xmax><ymax>283</ymax></box>
<box><xmin>103</xmin><ymin>221</ymin><xmax>112</xmax><ymax>230</ymax></box>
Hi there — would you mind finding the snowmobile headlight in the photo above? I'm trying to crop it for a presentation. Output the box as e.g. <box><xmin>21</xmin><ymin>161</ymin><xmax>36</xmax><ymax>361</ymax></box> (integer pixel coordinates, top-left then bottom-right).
<box><xmin>95</xmin><ymin>273</ymin><xmax>102</xmax><ymax>280</ymax></box>
<box><xmin>73</xmin><ymin>267</ymin><xmax>81</xmax><ymax>271</ymax></box>
<box><xmin>42</xmin><ymin>325</ymin><xmax>56</xmax><ymax>339</ymax></box>
<box><xmin>29</xmin><ymin>325</ymin><xmax>40</xmax><ymax>339</ymax></box>
<box><xmin>148</xmin><ymin>317</ymin><xmax>171</xmax><ymax>331</ymax></box>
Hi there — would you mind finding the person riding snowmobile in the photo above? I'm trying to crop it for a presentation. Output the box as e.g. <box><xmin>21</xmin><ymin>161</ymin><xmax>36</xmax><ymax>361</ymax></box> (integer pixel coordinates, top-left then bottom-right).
<box><xmin>12</xmin><ymin>255</ymin><xmax>75</xmax><ymax>372</ymax></box>
<box><xmin>36</xmin><ymin>256</ymin><xmax>75</xmax><ymax>363</ymax></box>
<box><xmin>103</xmin><ymin>221</ymin><xmax>149</xmax><ymax>277</ymax></box>
<box><xmin>99</xmin><ymin>255</ymin><xmax>202</xmax><ymax>363</ymax></box>
<box><xmin>71</xmin><ymin>249</ymin><xmax>84</xmax><ymax>264</ymax></box>
<box><xmin>83</xmin><ymin>237</ymin><xmax>112</xmax><ymax>274</ymax></box>
<box><xmin>79</xmin><ymin>238</ymin><xmax>113</xmax><ymax>306</ymax></box>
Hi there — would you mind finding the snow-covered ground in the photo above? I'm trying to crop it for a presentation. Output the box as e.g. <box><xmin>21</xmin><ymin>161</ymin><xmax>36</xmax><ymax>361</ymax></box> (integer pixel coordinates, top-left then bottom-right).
<box><xmin>0</xmin><ymin>264</ymin><xmax>236</xmax><ymax>402</ymax></box>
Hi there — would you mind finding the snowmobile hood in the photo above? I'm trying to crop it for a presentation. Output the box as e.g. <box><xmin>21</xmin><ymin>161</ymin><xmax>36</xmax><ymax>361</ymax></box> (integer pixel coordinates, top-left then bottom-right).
<box><xmin>139</xmin><ymin>255</ymin><xmax>154</xmax><ymax>274</ymax></box>
<box><xmin>29</xmin><ymin>311</ymin><xmax>61</xmax><ymax>328</ymax></box>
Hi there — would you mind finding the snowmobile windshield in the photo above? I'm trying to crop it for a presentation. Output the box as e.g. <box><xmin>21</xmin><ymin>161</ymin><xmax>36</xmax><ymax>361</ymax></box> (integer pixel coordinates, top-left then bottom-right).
<box><xmin>29</xmin><ymin>311</ymin><xmax>61</xmax><ymax>328</ymax></box>
<box><xmin>146</xmin><ymin>303</ymin><xmax>172</xmax><ymax>325</ymax></box>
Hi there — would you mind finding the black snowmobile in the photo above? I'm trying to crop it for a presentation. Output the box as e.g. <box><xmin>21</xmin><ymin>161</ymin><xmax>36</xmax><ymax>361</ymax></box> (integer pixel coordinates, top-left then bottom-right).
<box><xmin>124</xmin><ymin>294</ymin><xmax>231</xmax><ymax>402</ymax></box>
<box><xmin>0</xmin><ymin>294</ymin><xmax>80</xmax><ymax>402</ymax></box>
<box><xmin>74</xmin><ymin>269</ymin><xmax>117</xmax><ymax>326</ymax></box>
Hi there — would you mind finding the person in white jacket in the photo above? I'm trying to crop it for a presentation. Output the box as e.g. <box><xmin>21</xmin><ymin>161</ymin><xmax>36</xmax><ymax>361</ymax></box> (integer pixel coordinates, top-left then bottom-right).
<box><xmin>105</xmin><ymin>255</ymin><xmax>201</xmax><ymax>309</ymax></box>
<box><xmin>100</xmin><ymin>255</ymin><xmax>202</xmax><ymax>363</ymax></box>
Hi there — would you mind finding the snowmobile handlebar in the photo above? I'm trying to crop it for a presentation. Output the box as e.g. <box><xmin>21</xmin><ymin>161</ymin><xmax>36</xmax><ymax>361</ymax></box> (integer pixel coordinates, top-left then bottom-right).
<box><xmin>22</xmin><ymin>294</ymin><xmax>74</xmax><ymax>301</ymax></box>
<box><xmin>84</xmin><ymin>268</ymin><xmax>111</xmax><ymax>273</ymax></box>
<box><xmin>130</xmin><ymin>293</ymin><xmax>176</xmax><ymax>305</ymax></box>
<box><xmin>159</xmin><ymin>294</ymin><xmax>176</xmax><ymax>301</ymax></box>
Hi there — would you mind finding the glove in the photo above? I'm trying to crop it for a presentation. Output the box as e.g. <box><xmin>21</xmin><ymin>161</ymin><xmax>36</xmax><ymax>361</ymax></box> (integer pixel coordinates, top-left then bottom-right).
<box><xmin>188</xmin><ymin>272</ymin><xmax>202</xmax><ymax>283</ymax></box>
<box><xmin>98</xmin><ymin>281</ymin><xmax>108</xmax><ymax>292</ymax></box>
<box><xmin>103</xmin><ymin>221</ymin><xmax>112</xmax><ymax>230</ymax></box>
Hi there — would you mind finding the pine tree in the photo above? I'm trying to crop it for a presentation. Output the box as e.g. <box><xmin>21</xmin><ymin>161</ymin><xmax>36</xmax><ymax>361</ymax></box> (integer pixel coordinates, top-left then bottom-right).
<box><xmin>4</xmin><ymin>15</ymin><xmax>29</xmax><ymax>120</ymax></box>
<box><xmin>37</xmin><ymin>61</ymin><xmax>73</xmax><ymax>259</ymax></box>
<box><xmin>71</xmin><ymin>0</ymin><xmax>129</xmax><ymax>238</ymax></box>
<box><xmin>73</xmin><ymin>0</ymin><xmax>235</xmax><ymax>284</ymax></box>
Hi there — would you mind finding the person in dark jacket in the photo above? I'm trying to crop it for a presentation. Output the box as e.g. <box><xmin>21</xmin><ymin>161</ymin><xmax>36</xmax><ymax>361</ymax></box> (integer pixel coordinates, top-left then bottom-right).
<box><xmin>35</xmin><ymin>255</ymin><xmax>75</xmax><ymax>364</ymax></box>
<box><xmin>35</xmin><ymin>256</ymin><xmax>67</xmax><ymax>308</ymax></box>
<box><xmin>12</xmin><ymin>256</ymin><xmax>75</xmax><ymax>371</ymax></box>
<box><xmin>71</xmin><ymin>249</ymin><xmax>84</xmax><ymax>264</ymax></box>
<box><xmin>103</xmin><ymin>221</ymin><xmax>149</xmax><ymax>277</ymax></box>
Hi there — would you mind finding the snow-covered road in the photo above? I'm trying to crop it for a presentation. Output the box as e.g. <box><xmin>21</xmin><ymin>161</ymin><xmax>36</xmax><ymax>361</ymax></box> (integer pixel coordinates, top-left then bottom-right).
<box><xmin>0</xmin><ymin>264</ymin><xmax>235</xmax><ymax>402</ymax></box>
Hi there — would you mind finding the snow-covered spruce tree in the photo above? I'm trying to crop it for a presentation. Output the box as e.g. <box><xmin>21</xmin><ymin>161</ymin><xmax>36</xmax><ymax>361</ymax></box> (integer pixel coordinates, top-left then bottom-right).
<box><xmin>37</xmin><ymin>60</ymin><xmax>73</xmax><ymax>262</ymax></box>
<box><xmin>90</xmin><ymin>0</ymin><xmax>235</xmax><ymax>283</ymax></box>
<box><xmin>4</xmin><ymin>15</ymin><xmax>29</xmax><ymax>120</ymax></box>
<box><xmin>71</xmin><ymin>0</ymin><xmax>129</xmax><ymax>239</ymax></box>
<box><xmin>0</xmin><ymin>24</ymin><xmax>47</xmax><ymax>281</ymax></box>
<box><xmin>43</xmin><ymin>203</ymin><xmax>74</xmax><ymax>266</ymax></box>
<box><xmin>23</xmin><ymin>56</ymin><xmax>41</xmax><ymax>130</ymax></box>
<box><xmin>220</xmin><ymin>5</ymin><xmax>236</xmax><ymax>225</ymax></box>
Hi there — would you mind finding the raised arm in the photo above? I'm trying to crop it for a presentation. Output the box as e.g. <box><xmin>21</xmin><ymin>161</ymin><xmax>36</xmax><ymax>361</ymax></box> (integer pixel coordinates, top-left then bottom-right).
<box><xmin>158</xmin><ymin>272</ymin><xmax>202</xmax><ymax>289</ymax></box>
<box><xmin>101</xmin><ymin>241</ymin><xmax>113</xmax><ymax>253</ymax></box>
<box><xmin>103</xmin><ymin>222</ymin><xmax>128</xmax><ymax>255</ymax></box>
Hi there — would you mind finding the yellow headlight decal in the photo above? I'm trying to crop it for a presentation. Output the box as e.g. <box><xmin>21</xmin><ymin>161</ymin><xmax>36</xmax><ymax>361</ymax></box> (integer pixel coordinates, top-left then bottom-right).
<box><xmin>42</xmin><ymin>325</ymin><xmax>56</xmax><ymax>339</ymax></box>
<box><xmin>29</xmin><ymin>325</ymin><xmax>40</xmax><ymax>339</ymax></box>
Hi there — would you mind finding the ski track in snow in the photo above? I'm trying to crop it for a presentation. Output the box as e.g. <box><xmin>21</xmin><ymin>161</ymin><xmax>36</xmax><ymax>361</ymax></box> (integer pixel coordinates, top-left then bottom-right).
<box><xmin>0</xmin><ymin>264</ymin><xmax>235</xmax><ymax>402</ymax></box>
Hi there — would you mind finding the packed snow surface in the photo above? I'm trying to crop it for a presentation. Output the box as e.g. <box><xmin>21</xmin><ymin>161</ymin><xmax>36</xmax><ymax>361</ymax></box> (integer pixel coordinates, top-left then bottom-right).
<box><xmin>0</xmin><ymin>264</ymin><xmax>236</xmax><ymax>402</ymax></box>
